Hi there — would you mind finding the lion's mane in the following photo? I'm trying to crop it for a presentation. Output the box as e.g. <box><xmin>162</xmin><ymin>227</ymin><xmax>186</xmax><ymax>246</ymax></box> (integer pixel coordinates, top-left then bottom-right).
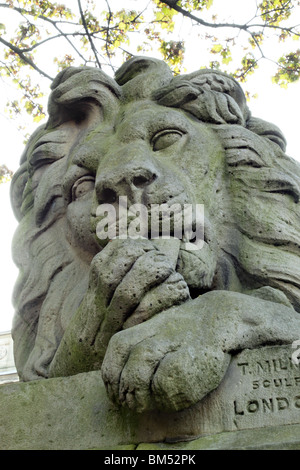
<box><xmin>10</xmin><ymin>57</ymin><xmax>300</xmax><ymax>381</ymax></box>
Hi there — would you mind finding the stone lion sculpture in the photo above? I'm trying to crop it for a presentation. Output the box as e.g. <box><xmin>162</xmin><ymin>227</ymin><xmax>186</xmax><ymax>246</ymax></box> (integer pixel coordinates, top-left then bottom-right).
<box><xmin>10</xmin><ymin>56</ymin><xmax>300</xmax><ymax>413</ymax></box>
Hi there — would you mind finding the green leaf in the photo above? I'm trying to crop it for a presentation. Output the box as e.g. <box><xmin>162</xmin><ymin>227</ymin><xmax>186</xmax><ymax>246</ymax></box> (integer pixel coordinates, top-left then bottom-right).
<box><xmin>211</xmin><ymin>44</ymin><xmax>223</xmax><ymax>53</ymax></box>
<box><xmin>33</xmin><ymin>113</ymin><xmax>45</xmax><ymax>123</ymax></box>
<box><xmin>222</xmin><ymin>56</ymin><xmax>232</xmax><ymax>65</ymax></box>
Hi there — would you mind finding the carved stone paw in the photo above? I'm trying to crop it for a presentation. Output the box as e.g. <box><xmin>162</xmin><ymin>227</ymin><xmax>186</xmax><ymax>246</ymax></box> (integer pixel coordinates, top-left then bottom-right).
<box><xmin>101</xmin><ymin>307</ymin><xmax>230</xmax><ymax>413</ymax></box>
<box><xmin>101</xmin><ymin>291</ymin><xmax>300</xmax><ymax>413</ymax></box>
<box><xmin>91</xmin><ymin>238</ymin><xmax>190</xmax><ymax>337</ymax></box>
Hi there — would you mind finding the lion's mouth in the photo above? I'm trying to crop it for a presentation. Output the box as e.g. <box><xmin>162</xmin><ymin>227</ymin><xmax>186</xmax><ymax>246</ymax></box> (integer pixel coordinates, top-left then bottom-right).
<box><xmin>90</xmin><ymin>208</ymin><xmax>216</xmax><ymax>329</ymax></box>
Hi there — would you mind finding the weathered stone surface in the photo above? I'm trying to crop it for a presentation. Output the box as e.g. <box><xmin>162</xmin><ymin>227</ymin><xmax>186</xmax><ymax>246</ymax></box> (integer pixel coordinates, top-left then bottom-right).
<box><xmin>8</xmin><ymin>56</ymin><xmax>300</xmax><ymax>443</ymax></box>
<box><xmin>136</xmin><ymin>424</ymin><xmax>300</xmax><ymax>450</ymax></box>
<box><xmin>192</xmin><ymin>344</ymin><xmax>300</xmax><ymax>435</ymax></box>
<box><xmin>0</xmin><ymin>332</ymin><xmax>18</xmax><ymax>384</ymax></box>
<box><xmin>1</xmin><ymin>344</ymin><xmax>300</xmax><ymax>449</ymax></box>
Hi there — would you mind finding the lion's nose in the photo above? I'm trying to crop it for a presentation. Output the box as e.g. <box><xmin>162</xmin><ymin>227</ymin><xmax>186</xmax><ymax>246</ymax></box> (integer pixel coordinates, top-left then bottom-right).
<box><xmin>96</xmin><ymin>166</ymin><xmax>158</xmax><ymax>205</ymax></box>
<box><xmin>132</xmin><ymin>169</ymin><xmax>157</xmax><ymax>188</ymax></box>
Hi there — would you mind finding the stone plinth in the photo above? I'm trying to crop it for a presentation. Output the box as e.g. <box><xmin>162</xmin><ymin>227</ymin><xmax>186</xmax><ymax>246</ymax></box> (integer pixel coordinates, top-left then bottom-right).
<box><xmin>195</xmin><ymin>344</ymin><xmax>300</xmax><ymax>434</ymax></box>
<box><xmin>1</xmin><ymin>344</ymin><xmax>300</xmax><ymax>450</ymax></box>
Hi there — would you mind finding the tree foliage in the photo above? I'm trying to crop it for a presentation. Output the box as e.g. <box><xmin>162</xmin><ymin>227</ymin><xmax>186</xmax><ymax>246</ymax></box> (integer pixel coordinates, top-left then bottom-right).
<box><xmin>0</xmin><ymin>0</ymin><xmax>299</xmax><ymax>182</ymax></box>
<box><xmin>0</xmin><ymin>163</ymin><xmax>13</xmax><ymax>183</ymax></box>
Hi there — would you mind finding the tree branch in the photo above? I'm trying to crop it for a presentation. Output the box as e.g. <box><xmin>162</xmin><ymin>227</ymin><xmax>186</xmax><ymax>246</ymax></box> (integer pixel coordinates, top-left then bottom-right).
<box><xmin>0</xmin><ymin>36</ymin><xmax>53</xmax><ymax>80</ymax></box>
<box><xmin>0</xmin><ymin>2</ymin><xmax>92</xmax><ymax>65</ymax></box>
<box><xmin>77</xmin><ymin>0</ymin><xmax>101</xmax><ymax>68</ymax></box>
<box><xmin>161</xmin><ymin>1</ymin><xmax>248</xmax><ymax>30</ymax></box>
<box><xmin>53</xmin><ymin>21</ymin><xmax>88</xmax><ymax>64</ymax></box>
<box><xmin>0</xmin><ymin>59</ymin><xmax>45</xmax><ymax>119</ymax></box>
<box><xmin>0</xmin><ymin>3</ymin><xmax>78</xmax><ymax>26</ymax></box>
<box><xmin>103</xmin><ymin>0</ymin><xmax>114</xmax><ymax>71</ymax></box>
<box><xmin>18</xmin><ymin>33</ymin><xmax>64</xmax><ymax>52</ymax></box>
<box><xmin>161</xmin><ymin>0</ymin><xmax>299</xmax><ymax>36</ymax></box>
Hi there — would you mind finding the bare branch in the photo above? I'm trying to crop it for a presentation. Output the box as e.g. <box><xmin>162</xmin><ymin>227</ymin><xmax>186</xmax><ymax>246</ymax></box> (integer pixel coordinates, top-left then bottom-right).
<box><xmin>0</xmin><ymin>36</ymin><xmax>53</xmax><ymax>80</ymax></box>
<box><xmin>77</xmin><ymin>0</ymin><xmax>101</xmax><ymax>68</ymax></box>
<box><xmin>0</xmin><ymin>59</ymin><xmax>45</xmax><ymax>116</ymax></box>
<box><xmin>0</xmin><ymin>3</ymin><xmax>78</xmax><ymax>26</ymax></box>
<box><xmin>17</xmin><ymin>33</ymin><xmax>64</xmax><ymax>52</ymax></box>
<box><xmin>161</xmin><ymin>1</ymin><xmax>248</xmax><ymax>30</ymax></box>
<box><xmin>161</xmin><ymin>0</ymin><xmax>299</xmax><ymax>36</ymax></box>
<box><xmin>53</xmin><ymin>21</ymin><xmax>88</xmax><ymax>64</ymax></box>
<box><xmin>0</xmin><ymin>2</ymin><xmax>92</xmax><ymax>64</ymax></box>
<box><xmin>104</xmin><ymin>0</ymin><xmax>114</xmax><ymax>72</ymax></box>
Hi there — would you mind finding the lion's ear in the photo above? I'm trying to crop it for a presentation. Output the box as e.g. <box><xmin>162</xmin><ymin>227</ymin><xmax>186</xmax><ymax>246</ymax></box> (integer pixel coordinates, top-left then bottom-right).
<box><xmin>153</xmin><ymin>69</ymin><xmax>250</xmax><ymax>126</ymax></box>
<box><xmin>49</xmin><ymin>67</ymin><xmax>86</xmax><ymax>91</ymax></box>
<box><xmin>184</xmin><ymin>69</ymin><xmax>249</xmax><ymax>119</ymax></box>
<box><xmin>46</xmin><ymin>66</ymin><xmax>121</xmax><ymax>129</ymax></box>
<box><xmin>114</xmin><ymin>56</ymin><xmax>173</xmax><ymax>101</ymax></box>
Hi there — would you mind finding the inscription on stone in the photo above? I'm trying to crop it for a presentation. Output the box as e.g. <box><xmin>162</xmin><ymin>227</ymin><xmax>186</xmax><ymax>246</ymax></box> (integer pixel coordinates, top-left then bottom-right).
<box><xmin>201</xmin><ymin>345</ymin><xmax>300</xmax><ymax>433</ymax></box>
<box><xmin>191</xmin><ymin>344</ymin><xmax>300</xmax><ymax>436</ymax></box>
<box><xmin>234</xmin><ymin>351</ymin><xmax>300</xmax><ymax>419</ymax></box>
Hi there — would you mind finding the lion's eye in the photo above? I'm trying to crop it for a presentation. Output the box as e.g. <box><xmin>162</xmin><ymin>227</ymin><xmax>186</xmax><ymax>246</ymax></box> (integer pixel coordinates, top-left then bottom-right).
<box><xmin>72</xmin><ymin>176</ymin><xmax>95</xmax><ymax>201</ymax></box>
<box><xmin>152</xmin><ymin>130</ymin><xmax>184</xmax><ymax>151</ymax></box>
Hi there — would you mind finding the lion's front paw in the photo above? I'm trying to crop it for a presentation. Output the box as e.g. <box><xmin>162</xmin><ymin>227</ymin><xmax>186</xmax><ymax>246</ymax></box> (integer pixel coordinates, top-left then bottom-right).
<box><xmin>101</xmin><ymin>313</ymin><xmax>230</xmax><ymax>413</ymax></box>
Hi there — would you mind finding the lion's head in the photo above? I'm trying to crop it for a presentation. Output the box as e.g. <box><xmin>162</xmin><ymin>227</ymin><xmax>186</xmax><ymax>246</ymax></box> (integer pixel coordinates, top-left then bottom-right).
<box><xmin>10</xmin><ymin>57</ymin><xmax>300</xmax><ymax>382</ymax></box>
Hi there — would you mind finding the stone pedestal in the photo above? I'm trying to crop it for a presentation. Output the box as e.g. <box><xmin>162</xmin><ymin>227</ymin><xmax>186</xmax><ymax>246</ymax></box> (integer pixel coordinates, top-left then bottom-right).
<box><xmin>0</xmin><ymin>332</ymin><xmax>18</xmax><ymax>384</ymax></box>
<box><xmin>195</xmin><ymin>344</ymin><xmax>300</xmax><ymax>435</ymax></box>
<box><xmin>1</xmin><ymin>344</ymin><xmax>300</xmax><ymax>450</ymax></box>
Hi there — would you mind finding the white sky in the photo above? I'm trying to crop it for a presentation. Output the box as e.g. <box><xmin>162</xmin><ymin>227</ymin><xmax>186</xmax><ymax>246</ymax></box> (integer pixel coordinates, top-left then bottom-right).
<box><xmin>0</xmin><ymin>0</ymin><xmax>300</xmax><ymax>332</ymax></box>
